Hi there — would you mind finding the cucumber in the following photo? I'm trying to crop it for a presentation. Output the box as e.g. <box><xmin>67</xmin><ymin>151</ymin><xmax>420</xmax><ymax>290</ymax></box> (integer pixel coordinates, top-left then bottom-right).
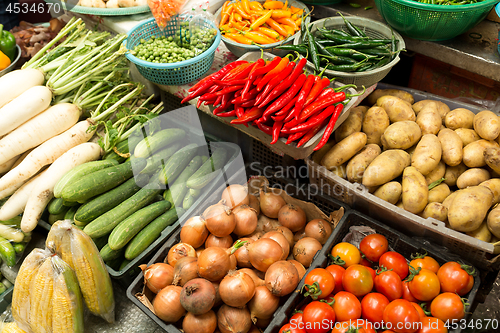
<box><xmin>61</xmin><ymin>158</ymin><xmax>147</xmax><ymax>203</ymax></box>
<box><xmin>83</xmin><ymin>184</ymin><xmax>163</xmax><ymax>239</ymax></box>
<box><xmin>0</xmin><ymin>216</ymin><xmax>21</xmax><ymax>227</ymax></box>
<box><xmin>13</xmin><ymin>243</ymin><xmax>25</xmax><ymax>254</ymax></box>
<box><xmin>183</xmin><ymin>193</ymin><xmax>196</xmax><ymax>210</ymax></box>
<box><xmin>163</xmin><ymin>156</ymin><xmax>204</xmax><ymax>207</ymax></box>
<box><xmin>134</xmin><ymin>128</ymin><xmax>186</xmax><ymax>158</ymax></box>
<box><xmin>158</xmin><ymin>144</ymin><xmax>199</xmax><ymax>185</ymax></box>
<box><xmin>48</xmin><ymin>210</ymin><xmax>68</xmax><ymax>225</ymax></box>
<box><xmin>140</xmin><ymin>142</ymin><xmax>182</xmax><ymax>175</ymax></box>
<box><xmin>48</xmin><ymin>198</ymin><xmax>65</xmax><ymax>215</ymax></box>
<box><xmin>125</xmin><ymin>208</ymin><xmax>184</xmax><ymax>260</ymax></box>
<box><xmin>62</xmin><ymin>200</ymin><xmax>78</xmax><ymax>207</ymax></box>
<box><xmin>201</xmin><ymin>155</ymin><xmax>209</xmax><ymax>163</ymax></box>
<box><xmin>93</xmin><ymin>235</ymin><xmax>109</xmax><ymax>251</ymax></box>
<box><xmin>108</xmin><ymin>200</ymin><xmax>171</xmax><ymax>250</ymax></box>
<box><xmin>189</xmin><ymin>188</ymin><xmax>201</xmax><ymax>197</ymax></box>
<box><xmin>186</xmin><ymin>147</ymin><xmax>228</xmax><ymax>189</ymax></box>
<box><xmin>54</xmin><ymin>160</ymin><xmax>119</xmax><ymax>198</ymax></box>
<box><xmin>105</xmin><ymin>257</ymin><xmax>123</xmax><ymax>271</ymax></box>
<box><xmin>74</xmin><ymin>174</ymin><xmax>149</xmax><ymax>224</ymax></box>
<box><xmin>119</xmin><ymin>259</ymin><xmax>131</xmax><ymax>271</ymax></box>
<box><xmin>0</xmin><ymin>236</ymin><xmax>16</xmax><ymax>267</ymax></box>
<box><xmin>64</xmin><ymin>205</ymin><xmax>80</xmax><ymax>221</ymax></box>
<box><xmin>103</xmin><ymin>136</ymin><xmax>143</xmax><ymax>163</ymax></box>
<box><xmin>100</xmin><ymin>244</ymin><xmax>125</xmax><ymax>262</ymax></box>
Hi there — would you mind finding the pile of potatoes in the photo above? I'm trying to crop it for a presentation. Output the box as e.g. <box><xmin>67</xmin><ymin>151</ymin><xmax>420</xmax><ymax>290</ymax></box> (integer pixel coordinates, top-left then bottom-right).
<box><xmin>313</xmin><ymin>88</ymin><xmax>500</xmax><ymax>246</ymax></box>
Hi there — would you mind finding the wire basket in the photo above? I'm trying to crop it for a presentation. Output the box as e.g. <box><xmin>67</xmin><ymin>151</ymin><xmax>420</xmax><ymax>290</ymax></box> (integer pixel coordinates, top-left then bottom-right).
<box><xmin>214</xmin><ymin>0</ymin><xmax>310</xmax><ymax>58</ymax></box>
<box><xmin>374</xmin><ymin>0</ymin><xmax>500</xmax><ymax>41</ymax></box>
<box><xmin>126</xmin><ymin>16</ymin><xmax>221</xmax><ymax>86</ymax></box>
<box><xmin>293</xmin><ymin>17</ymin><xmax>405</xmax><ymax>87</ymax></box>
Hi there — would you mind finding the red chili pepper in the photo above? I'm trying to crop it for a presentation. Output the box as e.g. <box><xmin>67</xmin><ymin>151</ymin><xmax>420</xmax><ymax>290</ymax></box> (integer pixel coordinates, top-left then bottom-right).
<box><xmin>232</xmin><ymin>89</ymin><xmax>258</xmax><ymax>104</ymax></box>
<box><xmin>284</xmin><ymin>75</ymin><xmax>318</xmax><ymax>122</ymax></box>
<box><xmin>255</xmin><ymin>61</ymin><xmax>295</xmax><ymax>105</ymax></box>
<box><xmin>316</xmin><ymin>88</ymin><xmax>335</xmax><ymax>101</ymax></box>
<box><xmin>289</xmin><ymin>103</ymin><xmax>337</xmax><ymax>133</ymax></box>
<box><xmin>235</xmin><ymin>90</ymin><xmax>242</xmax><ymax>98</ymax></box>
<box><xmin>212</xmin><ymin>79</ymin><xmax>248</xmax><ymax>86</ymax></box>
<box><xmin>297</xmin><ymin>120</ymin><xmax>327</xmax><ymax>148</ymax></box>
<box><xmin>240</xmin><ymin>99</ymin><xmax>256</xmax><ymax>108</ymax></box>
<box><xmin>286</xmin><ymin>130</ymin><xmax>307</xmax><ymax>145</ymax></box>
<box><xmin>200</xmin><ymin>85</ymin><xmax>245</xmax><ymax>100</ymax></box>
<box><xmin>249</xmin><ymin>57</ymin><xmax>281</xmax><ymax>80</ymax></box>
<box><xmin>298</xmin><ymin>91</ymin><xmax>346</xmax><ymax>122</ymax></box>
<box><xmin>214</xmin><ymin>95</ymin><xmax>223</xmax><ymax>106</ymax></box>
<box><xmin>241</xmin><ymin>59</ymin><xmax>266</xmax><ymax>99</ymax></box>
<box><xmin>222</xmin><ymin>62</ymin><xmax>252</xmax><ymax>81</ymax></box>
<box><xmin>256</xmin><ymin>122</ymin><xmax>273</xmax><ymax>135</ymax></box>
<box><xmin>197</xmin><ymin>99</ymin><xmax>203</xmax><ymax>108</ymax></box>
<box><xmin>256</xmin><ymin>56</ymin><xmax>290</xmax><ymax>91</ymax></box>
<box><xmin>314</xmin><ymin>104</ymin><xmax>345</xmax><ymax>151</ymax></box>
<box><xmin>189</xmin><ymin>60</ymin><xmax>248</xmax><ymax>92</ymax></box>
<box><xmin>272</xmin><ymin>113</ymin><xmax>288</xmax><ymax>122</ymax></box>
<box><xmin>261</xmin><ymin>70</ymin><xmax>307</xmax><ymax>114</ymax></box>
<box><xmin>235</xmin><ymin>106</ymin><xmax>245</xmax><ymax>118</ymax></box>
<box><xmin>271</xmin><ymin>121</ymin><xmax>283</xmax><ymax>144</ymax></box>
<box><xmin>217</xmin><ymin>110</ymin><xmax>236</xmax><ymax>117</ymax></box>
<box><xmin>303</xmin><ymin>77</ymin><xmax>331</xmax><ymax>108</ymax></box>
<box><xmin>230</xmin><ymin>107</ymin><xmax>264</xmax><ymax>124</ymax></box>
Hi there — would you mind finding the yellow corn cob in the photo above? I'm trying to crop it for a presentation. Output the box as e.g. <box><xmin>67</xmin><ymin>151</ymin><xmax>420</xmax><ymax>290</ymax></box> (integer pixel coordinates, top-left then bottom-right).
<box><xmin>1</xmin><ymin>322</ymin><xmax>27</xmax><ymax>333</ymax></box>
<box><xmin>29</xmin><ymin>258</ymin><xmax>54</xmax><ymax>333</ymax></box>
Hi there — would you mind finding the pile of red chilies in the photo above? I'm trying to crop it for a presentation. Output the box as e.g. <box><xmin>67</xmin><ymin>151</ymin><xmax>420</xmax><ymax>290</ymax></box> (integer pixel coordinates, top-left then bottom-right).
<box><xmin>182</xmin><ymin>55</ymin><xmax>363</xmax><ymax>151</ymax></box>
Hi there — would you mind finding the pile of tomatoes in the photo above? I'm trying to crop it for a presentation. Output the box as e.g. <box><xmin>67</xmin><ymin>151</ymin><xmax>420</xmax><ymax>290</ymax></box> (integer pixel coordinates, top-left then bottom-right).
<box><xmin>279</xmin><ymin>233</ymin><xmax>475</xmax><ymax>333</ymax></box>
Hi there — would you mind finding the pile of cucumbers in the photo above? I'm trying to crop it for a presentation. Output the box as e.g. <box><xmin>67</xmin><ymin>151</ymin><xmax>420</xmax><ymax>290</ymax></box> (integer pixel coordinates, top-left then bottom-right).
<box><xmin>0</xmin><ymin>216</ymin><xmax>30</xmax><ymax>269</ymax></box>
<box><xmin>49</xmin><ymin>127</ymin><xmax>229</xmax><ymax>271</ymax></box>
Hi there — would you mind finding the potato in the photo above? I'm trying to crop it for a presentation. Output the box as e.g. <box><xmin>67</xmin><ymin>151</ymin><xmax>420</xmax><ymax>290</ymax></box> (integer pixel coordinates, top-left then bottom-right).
<box><xmin>373</xmin><ymin>181</ymin><xmax>402</xmax><ymax>205</ymax></box>
<box><xmin>455</xmin><ymin>128</ymin><xmax>480</xmax><ymax>146</ymax></box>
<box><xmin>425</xmin><ymin>161</ymin><xmax>446</xmax><ymax>185</ymax></box>
<box><xmin>402</xmin><ymin>166</ymin><xmax>428</xmax><ymax>214</ymax></box>
<box><xmin>362</xmin><ymin>150</ymin><xmax>411</xmax><ymax>187</ymax></box>
<box><xmin>428</xmin><ymin>183</ymin><xmax>450</xmax><ymax>203</ymax></box>
<box><xmin>487</xmin><ymin>206</ymin><xmax>500</xmax><ymax>238</ymax></box>
<box><xmin>456</xmin><ymin>168</ymin><xmax>490</xmax><ymax>189</ymax></box>
<box><xmin>463</xmin><ymin>139</ymin><xmax>499</xmax><ymax>168</ymax></box>
<box><xmin>442</xmin><ymin>191</ymin><xmax>457</xmax><ymax>211</ymax></box>
<box><xmin>420</xmin><ymin>202</ymin><xmax>447</xmax><ymax>222</ymax></box>
<box><xmin>467</xmin><ymin>222</ymin><xmax>492</xmax><ymax>243</ymax></box>
<box><xmin>473</xmin><ymin>110</ymin><xmax>500</xmax><ymax>141</ymax></box>
<box><xmin>331</xmin><ymin>165</ymin><xmax>347</xmax><ymax>179</ymax></box>
<box><xmin>438</xmin><ymin>129</ymin><xmax>463</xmax><ymax>166</ymax></box>
<box><xmin>321</xmin><ymin>132</ymin><xmax>367</xmax><ymax>170</ymax></box>
<box><xmin>491</xmin><ymin>235</ymin><xmax>500</xmax><ymax>244</ymax></box>
<box><xmin>413</xmin><ymin>100</ymin><xmax>450</xmax><ymax>120</ymax></box>
<box><xmin>443</xmin><ymin>163</ymin><xmax>467</xmax><ymax>187</ymax></box>
<box><xmin>396</xmin><ymin>200</ymin><xmax>404</xmax><ymax>209</ymax></box>
<box><xmin>411</xmin><ymin>134</ymin><xmax>442</xmax><ymax>176</ymax></box>
<box><xmin>346</xmin><ymin>144</ymin><xmax>381</xmax><ymax>183</ymax></box>
<box><xmin>335</xmin><ymin>106</ymin><xmax>365</xmax><ymax>142</ymax></box>
<box><xmin>382</xmin><ymin>121</ymin><xmax>422</xmax><ymax>150</ymax></box>
<box><xmin>362</xmin><ymin>107</ymin><xmax>390</xmax><ymax>146</ymax></box>
<box><xmin>479</xmin><ymin>178</ymin><xmax>500</xmax><ymax>205</ymax></box>
<box><xmin>484</xmin><ymin>147</ymin><xmax>500</xmax><ymax>174</ymax></box>
<box><xmin>416</xmin><ymin>102</ymin><xmax>441</xmax><ymax>135</ymax></box>
<box><xmin>367</xmin><ymin>89</ymin><xmax>414</xmax><ymax>105</ymax></box>
<box><xmin>444</xmin><ymin>108</ymin><xmax>475</xmax><ymax>130</ymax></box>
<box><xmin>406</xmin><ymin>145</ymin><xmax>417</xmax><ymax>157</ymax></box>
<box><xmin>448</xmin><ymin>186</ymin><xmax>493</xmax><ymax>232</ymax></box>
<box><xmin>377</xmin><ymin>96</ymin><xmax>416</xmax><ymax>122</ymax></box>
<box><xmin>312</xmin><ymin>141</ymin><xmax>335</xmax><ymax>165</ymax></box>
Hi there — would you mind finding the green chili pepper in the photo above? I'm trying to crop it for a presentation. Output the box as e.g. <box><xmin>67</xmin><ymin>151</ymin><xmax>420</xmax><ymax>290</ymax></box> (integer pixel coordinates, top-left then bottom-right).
<box><xmin>305</xmin><ymin>23</ymin><xmax>321</xmax><ymax>72</ymax></box>
<box><xmin>324</xmin><ymin>47</ymin><xmax>374</xmax><ymax>61</ymax></box>
<box><xmin>0</xmin><ymin>24</ymin><xmax>16</xmax><ymax>62</ymax></box>
<box><xmin>319</xmin><ymin>54</ymin><xmax>357</xmax><ymax>65</ymax></box>
<box><xmin>329</xmin><ymin>41</ymin><xmax>389</xmax><ymax>49</ymax></box>
<box><xmin>326</xmin><ymin>60</ymin><xmax>368</xmax><ymax>72</ymax></box>
<box><xmin>362</xmin><ymin>47</ymin><xmax>392</xmax><ymax>56</ymax></box>
<box><xmin>276</xmin><ymin>45</ymin><xmax>309</xmax><ymax>56</ymax></box>
<box><xmin>339</xmin><ymin>13</ymin><xmax>367</xmax><ymax>38</ymax></box>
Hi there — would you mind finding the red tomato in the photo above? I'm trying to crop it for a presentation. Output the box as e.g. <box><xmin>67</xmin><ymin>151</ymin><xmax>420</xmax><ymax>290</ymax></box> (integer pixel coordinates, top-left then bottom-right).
<box><xmin>408</xmin><ymin>268</ymin><xmax>440</xmax><ymax>302</ymax></box>
<box><xmin>366</xmin><ymin>266</ymin><xmax>376</xmax><ymax>281</ymax></box>
<box><xmin>409</xmin><ymin>255</ymin><xmax>440</xmax><ymax>274</ymax></box>
<box><xmin>342</xmin><ymin>265</ymin><xmax>374</xmax><ymax>297</ymax></box>
<box><xmin>418</xmin><ymin>317</ymin><xmax>448</xmax><ymax>333</ymax></box>
<box><xmin>430</xmin><ymin>293</ymin><xmax>465</xmax><ymax>323</ymax></box>
<box><xmin>359</xmin><ymin>233</ymin><xmax>389</xmax><ymax>262</ymax></box>
<box><xmin>360</xmin><ymin>257</ymin><xmax>373</xmax><ymax>267</ymax></box>
<box><xmin>330</xmin><ymin>319</ymin><xmax>377</xmax><ymax>333</ymax></box>
<box><xmin>410</xmin><ymin>302</ymin><xmax>427</xmax><ymax>320</ymax></box>
<box><xmin>302</xmin><ymin>301</ymin><xmax>336</xmax><ymax>333</ymax></box>
<box><xmin>402</xmin><ymin>281</ymin><xmax>418</xmax><ymax>302</ymax></box>
<box><xmin>374</xmin><ymin>269</ymin><xmax>403</xmax><ymax>301</ymax></box>
<box><xmin>333</xmin><ymin>291</ymin><xmax>362</xmax><ymax>322</ymax></box>
<box><xmin>458</xmin><ymin>274</ymin><xmax>474</xmax><ymax>296</ymax></box>
<box><xmin>361</xmin><ymin>292</ymin><xmax>390</xmax><ymax>323</ymax></box>
<box><xmin>289</xmin><ymin>312</ymin><xmax>304</xmax><ymax>327</ymax></box>
<box><xmin>379</xmin><ymin>252</ymin><xmax>409</xmax><ymax>280</ymax></box>
<box><xmin>331</xmin><ymin>242</ymin><xmax>361</xmax><ymax>268</ymax></box>
<box><xmin>303</xmin><ymin>268</ymin><xmax>335</xmax><ymax>300</ymax></box>
<box><xmin>437</xmin><ymin>262</ymin><xmax>474</xmax><ymax>294</ymax></box>
<box><xmin>383</xmin><ymin>299</ymin><xmax>421</xmax><ymax>333</ymax></box>
<box><xmin>280</xmin><ymin>323</ymin><xmax>306</xmax><ymax>333</ymax></box>
<box><xmin>326</xmin><ymin>265</ymin><xmax>345</xmax><ymax>294</ymax></box>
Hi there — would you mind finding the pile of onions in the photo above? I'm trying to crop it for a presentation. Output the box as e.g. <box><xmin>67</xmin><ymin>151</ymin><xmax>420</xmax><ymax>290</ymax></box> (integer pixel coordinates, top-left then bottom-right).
<box><xmin>180</xmin><ymin>278</ymin><xmax>216</xmax><ymax>315</ymax></box>
<box><xmin>305</xmin><ymin>218</ymin><xmax>333</xmax><ymax>245</ymax></box>
<box><xmin>278</xmin><ymin>204</ymin><xmax>307</xmax><ymax>232</ymax></box>
<box><xmin>255</xmin><ymin>215</ymin><xmax>280</xmax><ymax>233</ymax></box>
<box><xmin>259</xmin><ymin>189</ymin><xmax>286</xmax><ymax>219</ymax></box>
<box><xmin>265</xmin><ymin>261</ymin><xmax>300</xmax><ymax>296</ymax></box>
<box><xmin>217</xmin><ymin>305</ymin><xmax>252</xmax><ymax>333</ymax></box>
<box><xmin>248</xmin><ymin>194</ymin><xmax>260</xmax><ymax>215</ymax></box>
<box><xmin>204</xmin><ymin>204</ymin><xmax>236</xmax><ymax>237</ymax></box>
<box><xmin>153</xmin><ymin>285</ymin><xmax>185</xmax><ymax>322</ymax></box>
<box><xmin>206</xmin><ymin>234</ymin><xmax>233</xmax><ymax>248</ymax></box>
<box><xmin>276</xmin><ymin>226</ymin><xmax>294</xmax><ymax>248</ymax></box>
<box><xmin>288</xmin><ymin>260</ymin><xmax>307</xmax><ymax>280</ymax></box>
<box><xmin>248</xmin><ymin>286</ymin><xmax>280</xmax><ymax>322</ymax></box>
<box><xmin>219</xmin><ymin>270</ymin><xmax>256</xmax><ymax>307</ymax></box>
<box><xmin>238</xmin><ymin>268</ymin><xmax>265</xmax><ymax>287</ymax></box>
<box><xmin>232</xmin><ymin>205</ymin><xmax>258</xmax><ymax>236</ymax></box>
<box><xmin>180</xmin><ymin>216</ymin><xmax>209</xmax><ymax>248</ymax></box>
<box><xmin>173</xmin><ymin>257</ymin><xmax>198</xmax><ymax>287</ymax></box>
<box><xmin>182</xmin><ymin>311</ymin><xmax>217</xmax><ymax>333</ymax></box>
<box><xmin>233</xmin><ymin>238</ymin><xmax>254</xmax><ymax>268</ymax></box>
<box><xmin>198</xmin><ymin>241</ymin><xmax>245</xmax><ymax>281</ymax></box>
<box><xmin>292</xmin><ymin>237</ymin><xmax>322</xmax><ymax>267</ymax></box>
<box><xmin>222</xmin><ymin>184</ymin><xmax>249</xmax><ymax>208</ymax></box>
<box><xmin>141</xmin><ymin>263</ymin><xmax>174</xmax><ymax>294</ymax></box>
<box><xmin>167</xmin><ymin>243</ymin><xmax>196</xmax><ymax>267</ymax></box>
<box><xmin>248</xmin><ymin>238</ymin><xmax>283</xmax><ymax>272</ymax></box>
<box><xmin>262</xmin><ymin>231</ymin><xmax>290</xmax><ymax>260</ymax></box>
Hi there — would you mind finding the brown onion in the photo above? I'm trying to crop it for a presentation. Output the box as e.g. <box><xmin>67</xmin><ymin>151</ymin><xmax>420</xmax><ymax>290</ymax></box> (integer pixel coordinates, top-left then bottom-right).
<box><xmin>153</xmin><ymin>285</ymin><xmax>186</xmax><ymax>322</ymax></box>
<box><xmin>292</xmin><ymin>237</ymin><xmax>322</xmax><ymax>268</ymax></box>
<box><xmin>204</xmin><ymin>204</ymin><xmax>236</xmax><ymax>237</ymax></box>
<box><xmin>173</xmin><ymin>257</ymin><xmax>198</xmax><ymax>287</ymax></box>
<box><xmin>141</xmin><ymin>263</ymin><xmax>174</xmax><ymax>294</ymax></box>
<box><xmin>248</xmin><ymin>325</ymin><xmax>261</xmax><ymax>333</ymax></box>
<box><xmin>181</xmin><ymin>216</ymin><xmax>209</xmax><ymax>248</ymax></box>
<box><xmin>262</xmin><ymin>231</ymin><xmax>290</xmax><ymax>260</ymax></box>
<box><xmin>293</xmin><ymin>227</ymin><xmax>306</xmax><ymax>243</ymax></box>
<box><xmin>219</xmin><ymin>270</ymin><xmax>256</xmax><ymax>307</ymax></box>
<box><xmin>265</xmin><ymin>260</ymin><xmax>300</xmax><ymax>296</ymax></box>
<box><xmin>287</xmin><ymin>260</ymin><xmax>306</xmax><ymax>280</ymax></box>
<box><xmin>206</xmin><ymin>234</ymin><xmax>234</xmax><ymax>248</ymax></box>
<box><xmin>167</xmin><ymin>243</ymin><xmax>196</xmax><ymax>267</ymax></box>
<box><xmin>229</xmin><ymin>254</ymin><xmax>237</xmax><ymax>270</ymax></box>
<box><xmin>222</xmin><ymin>184</ymin><xmax>249</xmax><ymax>209</ymax></box>
<box><xmin>211</xmin><ymin>280</ymin><xmax>223</xmax><ymax>307</ymax></box>
<box><xmin>233</xmin><ymin>238</ymin><xmax>254</xmax><ymax>268</ymax></box>
<box><xmin>196</xmin><ymin>246</ymin><xmax>205</xmax><ymax>257</ymax></box>
<box><xmin>278</xmin><ymin>204</ymin><xmax>306</xmax><ymax>232</ymax></box>
<box><xmin>248</xmin><ymin>238</ymin><xmax>283</xmax><ymax>272</ymax></box>
<box><xmin>259</xmin><ymin>190</ymin><xmax>286</xmax><ymax>219</ymax></box>
<box><xmin>255</xmin><ymin>215</ymin><xmax>280</xmax><ymax>233</ymax></box>
<box><xmin>198</xmin><ymin>241</ymin><xmax>245</xmax><ymax>281</ymax></box>
<box><xmin>248</xmin><ymin>194</ymin><xmax>260</xmax><ymax>216</ymax></box>
<box><xmin>248</xmin><ymin>231</ymin><xmax>264</xmax><ymax>241</ymax></box>
<box><xmin>305</xmin><ymin>219</ymin><xmax>332</xmax><ymax>245</ymax></box>
<box><xmin>232</xmin><ymin>205</ymin><xmax>258</xmax><ymax>236</ymax></box>
<box><xmin>217</xmin><ymin>305</ymin><xmax>252</xmax><ymax>333</ymax></box>
<box><xmin>239</xmin><ymin>268</ymin><xmax>265</xmax><ymax>287</ymax></box>
<box><xmin>183</xmin><ymin>310</ymin><xmax>217</xmax><ymax>333</ymax></box>
<box><xmin>276</xmin><ymin>226</ymin><xmax>294</xmax><ymax>248</ymax></box>
<box><xmin>180</xmin><ymin>278</ymin><xmax>216</xmax><ymax>315</ymax></box>
<box><xmin>248</xmin><ymin>286</ymin><xmax>279</xmax><ymax>322</ymax></box>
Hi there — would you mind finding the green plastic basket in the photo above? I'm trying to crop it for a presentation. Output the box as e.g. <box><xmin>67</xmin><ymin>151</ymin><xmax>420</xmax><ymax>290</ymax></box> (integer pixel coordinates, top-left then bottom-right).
<box><xmin>374</xmin><ymin>0</ymin><xmax>500</xmax><ymax>41</ymax></box>
<box><xmin>300</xmin><ymin>0</ymin><xmax>341</xmax><ymax>5</ymax></box>
<box><xmin>126</xmin><ymin>15</ymin><xmax>221</xmax><ymax>86</ymax></box>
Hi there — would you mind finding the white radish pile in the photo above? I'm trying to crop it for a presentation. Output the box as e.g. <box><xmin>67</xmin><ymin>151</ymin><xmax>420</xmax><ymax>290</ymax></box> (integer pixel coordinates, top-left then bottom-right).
<box><xmin>0</xmin><ymin>69</ymin><xmax>45</xmax><ymax>108</ymax></box>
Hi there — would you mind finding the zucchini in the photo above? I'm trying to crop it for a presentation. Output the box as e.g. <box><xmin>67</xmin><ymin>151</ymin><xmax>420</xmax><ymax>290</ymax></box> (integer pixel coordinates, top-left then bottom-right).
<box><xmin>186</xmin><ymin>147</ymin><xmax>228</xmax><ymax>189</ymax></box>
<box><xmin>64</xmin><ymin>205</ymin><xmax>79</xmax><ymax>221</ymax></box>
<box><xmin>74</xmin><ymin>174</ymin><xmax>149</xmax><ymax>224</ymax></box>
<box><xmin>183</xmin><ymin>192</ymin><xmax>196</xmax><ymax>210</ymax></box>
<box><xmin>83</xmin><ymin>184</ymin><xmax>163</xmax><ymax>239</ymax></box>
<box><xmin>134</xmin><ymin>128</ymin><xmax>186</xmax><ymax>158</ymax></box>
<box><xmin>100</xmin><ymin>243</ymin><xmax>125</xmax><ymax>262</ymax></box>
<box><xmin>140</xmin><ymin>142</ymin><xmax>182</xmax><ymax>175</ymax></box>
<box><xmin>54</xmin><ymin>160</ymin><xmax>119</xmax><ymax>198</ymax></box>
<box><xmin>0</xmin><ymin>216</ymin><xmax>21</xmax><ymax>227</ymax></box>
<box><xmin>61</xmin><ymin>158</ymin><xmax>147</xmax><ymax>203</ymax></box>
<box><xmin>108</xmin><ymin>200</ymin><xmax>171</xmax><ymax>250</ymax></box>
<box><xmin>0</xmin><ymin>236</ymin><xmax>16</xmax><ymax>267</ymax></box>
<box><xmin>48</xmin><ymin>210</ymin><xmax>68</xmax><ymax>225</ymax></box>
<box><xmin>158</xmin><ymin>144</ymin><xmax>199</xmax><ymax>185</ymax></box>
<box><xmin>125</xmin><ymin>208</ymin><xmax>184</xmax><ymax>260</ymax></box>
<box><xmin>48</xmin><ymin>198</ymin><xmax>65</xmax><ymax>215</ymax></box>
<box><xmin>163</xmin><ymin>156</ymin><xmax>204</xmax><ymax>207</ymax></box>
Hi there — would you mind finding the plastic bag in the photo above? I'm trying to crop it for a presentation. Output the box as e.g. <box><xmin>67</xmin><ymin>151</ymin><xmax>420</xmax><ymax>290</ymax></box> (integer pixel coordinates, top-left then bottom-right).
<box><xmin>0</xmin><ymin>216</ymin><xmax>31</xmax><ymax>268</ymax></box>
<box><xmin>147</xmin><ymin>0</ymin><xmax>186</xmax><ymax>29</ymax></box>
<box><xmin>178</xmin><ymin>4</ymin><xmax>218</xmax><ymax>56</ymax></box>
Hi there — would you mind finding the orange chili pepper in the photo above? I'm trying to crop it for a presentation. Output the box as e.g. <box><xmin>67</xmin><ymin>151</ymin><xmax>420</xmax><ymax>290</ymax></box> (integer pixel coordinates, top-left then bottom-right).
<box><xmin>257</xmin><ymin>26</ymin><xmax>280</xmax><ymax>39</ymax></box>
<box><xmin>263</xmin><ymin>1</ymin><xmax>284</xmax><ymax>9</ymax></box>
<box><xmin>276</xmin><ymin>17</ymin><xmax>298</xmax><ymax>30</ymax></box>
<box><xmin>220</xmin><ymin>14</ymin><xmax>230</xmax><ymax>27</ymax></box>
<box><xmin>234</xmin><ymin>2</ymin><xmax>251</xmax><ymax>19</ymax></box>
<box><xmin>225</xmin><ymin>33</ymin><xmax>253</xmax><ymax>45</ymax></box>
<box><xmin>290</xmin><ymin>6</ymin><xmax>300</xmax><ymax>13</ymax></box>
<box><xmin>249</xmin><ymin>10</ymin><xmax>273</xmax><ymax>30</ymax></box>
<box><xmin>232</xmin><ymin>21</ymin><xmax>249</xmax><ymax>30</ymax></box>
<box><xmin>241</xmin><ymin>0</ymin><xmax>251</xmax><ymax>14</ymax></box>
<box><xmin>271</xmin><ymin>10</ymin><xmax>292</xmax><ymax>19</ymax></box>
<box><xmin>266</xmin><ymin>18</ymin><xmax>289</xmax><ymax>37</ymax></box>
<box><xmin>242</xmin><ymin>31</ymin><xmax>276</xmax><ymax>44</ymax></box>
<box><xmin>295</xmin><ymin>18</ymin><xmax>302</xmax><ymax>26</ymax></box>
<box><xmin>249</xmin><ymin>1</ymin><xmax>264</xmax><ymax>10</ymax></box>
<box><xmin>234</xmin><ymin>13</ymin><xmax>243</xmax><ymax>22</ymax></box>
<box><xmin>282</xmin><ymin>24</ymin><xmax>294</xmax><ymax>35</ymax></box>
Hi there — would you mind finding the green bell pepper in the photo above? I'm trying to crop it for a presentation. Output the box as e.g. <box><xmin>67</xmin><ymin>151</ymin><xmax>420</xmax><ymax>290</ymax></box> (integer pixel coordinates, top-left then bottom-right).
<box><xmin>0</xmin><ymin>24</ymin><xmax>16</xmax><ymax>62</ymax></box>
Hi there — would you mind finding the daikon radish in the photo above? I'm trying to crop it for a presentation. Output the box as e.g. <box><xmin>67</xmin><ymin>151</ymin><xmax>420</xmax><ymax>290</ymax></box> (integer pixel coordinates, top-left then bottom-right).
<box><xmin>0</xmin><ymin>170</ymin><xmax>47</xmax><ymax>221</ymax></box>
<box><xmin>0</xmin><ymin>120</ymin><xmax>95</xmax><ymax>196</ymax></box>
<box><xmin>0</xmin><ymin>69</ymin><xmax>45</xmax><ymax>108</ymax></box>
<box><xmin>0</xmin><ymin>103</ymin><xmax>80</xmax><ymax>165</ymax></box>
<box><xmin>10</xmin><ymin>149</ymin><xmax>33</xmax><ymax>169</ymax></box>
<box><xmin>21</xmin><ymin>142</ymin><xmax>102</xmax><ymax>232</ymax></box>
<box><xmin>0</xmin><ymin>86</ymin><xmax>52</xmax><ymax>137</ymax></box>
<box><xmin>0</xmin><ymin>155</ymin><xmax>20</xmax><ymax>175</ymax></box>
